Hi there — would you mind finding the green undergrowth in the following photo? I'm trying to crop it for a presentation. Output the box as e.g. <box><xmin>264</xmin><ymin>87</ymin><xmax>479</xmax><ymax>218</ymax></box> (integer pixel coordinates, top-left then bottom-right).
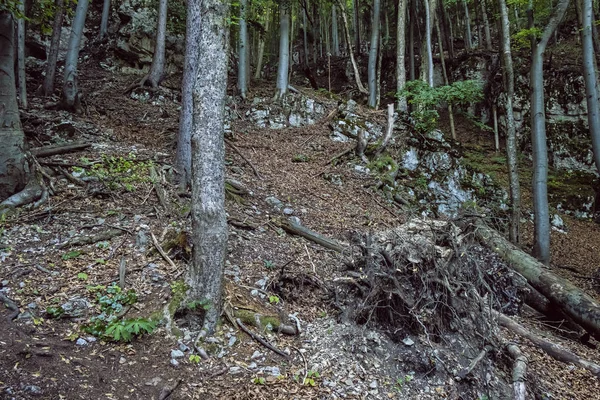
<box><xmin>75</xmin><ymin>153</ymin><xmax>154</xmax><ymax>191</ymax></box>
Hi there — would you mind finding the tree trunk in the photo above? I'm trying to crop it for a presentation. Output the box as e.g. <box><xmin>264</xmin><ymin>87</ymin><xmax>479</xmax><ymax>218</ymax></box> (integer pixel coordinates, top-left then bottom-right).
<box><xmin>17</xmin><ymin>0</ymin><xmax>27</xmax><ymax>109</ymax></box>
<box><xmin>424</xmin><ymin>0</ymin><xmax>435</xmax><ymax>87</ymax></box>
<box><xmin>462</xmin><ymin>0</ymin><xmax>472</xmax><ymax>49</ymax></box>
<box><xmin>188</xmin><ymin>0</ymin><xmax>230</xmax><ymax>334</ymax></box>
<box><xmin>61</xmin><ymin>0</ymin><xmax>88</xmax><ymax>113</ymax></box>
<box><xmin>303</xmin><ymin>9</ymin><xmax>309</xmax><ymax>66</ymax></box>
<box><xmin>238</xmin><ymin>0</ymin><xmax>248</xmax><ymax>99</ymax></box>
<box><xmin>254</xmin><ymin>8</ymin><xmax>269</xmax><ymax>80</ymax></box>
<box><xmin>581</xmin><ymin>0</ymin><xmax>600</xmax><ymax>174</ymax></box>
<box><xmin>499</xmin><ymin>0</ymin><xmax>521</xmax><ymax>244</ymax></box>
<box><xmin>175</xmin><ymin>0</ymin><xmax>201</xmax><ymax>188</ymax></box>
<box><xmin>475</xmin><ymin>219</ymin><xmax>600</xmax><ymax>340</ymax></box>
<box><xmin>336</xmin><ymin>0</ymin><xmax>369</xmax><ymax>94</ymax></box>
<box><xmin>332</xmin><ymin>5</ymin><xmax>340</xmax><ymax>56</ymax></box>
<box><xmin>436</xmin><ymin>17</ymin><xmax>456</xmax><ymax>139</ymax></box>
<box><xmin>530</xmin><ymin>0</ymin><xmax>569</xmax><ymax>264</ymax></box>
<box><xmin>396</xmin><ymin>0</ymin><xmax>408</xmax><ymax>111</ymax></box>
<box><xmin>0</xmin><ymin>12</ymin><xmax>27</xmax><ymax>202</ymax></box>
<box><xmin>42</xmin><ymin>0</ymin><xmax>64</xmax><ymax>97</ymax></box>
<box><xmin>409</xmin><ymin>8</ymin><xmax>415</xmax><ymax>80</ymax></box>
<box><xmin>368</xmin><ymin>0</ymin><xmax>381</xmax><ymax>107</ymax></box>
<box><xmin>275</xmin><ymin>1</ymin><xmax>290</xmax><ymax>99</ymax></box>
<box><xmin>353</xmin><ymin>0</ymin><xmax>361</xmax><ymax>54</ymax></box>
<box><xmin>146</xmin><ymin>0</ymin><xmax>168</xmax><ymax>88</ymax></box>
<box><xmin>99</xmin><ymin>0</ymin><xmax>110</xmax><ymax>39</ymax></box>
<box><xmin>480</xmin><ymin>0</ymin><xmax>492</xmax><ymax>49</ymax></box>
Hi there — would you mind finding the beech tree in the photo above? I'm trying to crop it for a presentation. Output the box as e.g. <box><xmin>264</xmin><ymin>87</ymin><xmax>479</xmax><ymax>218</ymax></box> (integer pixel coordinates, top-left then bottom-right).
<box><xmin>99</xmin><ymin>0</ymin><xmax>110</xmax><ymax>39</ymax></box>
<box><xmin>529</xmin><ymin>0</ymin><xmax>570</xmax><ymax>264</ymax></box>
<box><xmin>499</xmin><ymin>0</ymin><xmax>521</xmax><ymax>244</ymax></box>
<box><xmin>0</xmin><ymin>11</ymin><xmax>27</xmax><ymax>202</ymax></box>
<box><xmin>275</xmin><ymin>0</ymin><xmax>290</xmax><ymax>99</ymax></box>
<box><xmin>396</xmin><ymin>0</ymin><xmax>407</xmax><ymax>111</ymax></box>
<box><xmin>61</xmin><ymin>0</ymin><xmax>88</xmax><ymax>112</ymax></box>
<box><xmin>367</xmin><ymin>0</ymin><xmax>381</xmax><ymax>107</ymax></box>
<box><xmin>17</xmin><ymin>0</ymin><xmax>26</xmax><ymax>109</ymax></box>
<box><xmin>238</xmin><ymin>0</ymin><xmax>248</xmax><ymax>98</ymax></box>
<box><xmin>187</xmin><ymin>0</ymin><xmax>230</xmax><ymax>334</ymax></box>
<box><xmin>42</xmin><ymin>0</ymin><xmax>64</xmax><ymax>96</ymax></box>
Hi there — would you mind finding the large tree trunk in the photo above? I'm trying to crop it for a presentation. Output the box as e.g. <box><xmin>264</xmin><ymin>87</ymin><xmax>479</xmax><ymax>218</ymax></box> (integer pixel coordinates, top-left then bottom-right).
<box><xmin>188</xmin><ymin>0</ymin><xmax>230</xmax><ymax>334</ymax></box>
<box><xmin>499</xmin><ymin>0</ymin><xmax>521</xmax><ymax>244</ymax></box>
<box><xmin>475</xmin><ymin>220</ymin><xmax>600</xmax><ymax>341</ymax></box>
<box><xmin>396</xmin><ymin>0</ymin><xmax>408</xmax><ymax>111</ymax></box>
<box><xmin>42</xmin><ymin>0</ymin><xmax>64</xmax><ymax>97</ymax></box>
<box><xmin>0</xmin><ymin>12</ymin><xmax>27</xmax><ymax>202</ymax></box>
<box><xmin>275</xmin><ymin>1</ymin><xmax>290</xmax><ymax>99</ymax></box>
<box><xmin>99</xmin><ymin>0</ymin><xmax>110</xmax><ymax>39</ymax></box>
<box><xmin>146</xmin><ymin>0</ymin><xmax>168</xmax><ymax>88</ymax></box>
<box><xmin>530</xmin><ymin>0</ymin><xmax>569</xmax><ymax>264</ymax></box>
<box><xmin>581</xmin><ymin>0</ymin><xmax>600</xmax><ymax>174</ymax></box>
<box><xmin>17</xmin><ymin>0</ymin><xmax>27</xmax><ymax>109</ymax></box>
<box><xmin>238</xmin><ymin>0</ymin><xmax>248</xmax><ymax>98</ymax></box>
<box><xmin>409</xmin><ymin>7</ymin><xmax>415</xmax><ymax>80</ymax></box>
<box><xmin>423</xmin><ymin>0</ymin><xmax>435</xmax><ymax>87</ymax></box>
<box><xmin>61</xmin><ymin>0</ymin><xmax>88</xmax><ymax>113</ymax></box>
<box><xmin>367</xmin><ymin>0</ymin><xmax>381</xmax><ymax>107</ymax></box>
<box><xmin>174</xmin><ymin>0</ymin><xmax>201</xmax><ymax>188</ymax></box>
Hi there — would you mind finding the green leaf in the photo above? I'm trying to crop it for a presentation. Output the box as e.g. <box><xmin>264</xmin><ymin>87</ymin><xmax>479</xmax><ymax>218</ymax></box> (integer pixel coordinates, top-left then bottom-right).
<box><xmin>62</xmin><ymin>250</ymin><xmax>82</xmax><ymax>260</ymax></box>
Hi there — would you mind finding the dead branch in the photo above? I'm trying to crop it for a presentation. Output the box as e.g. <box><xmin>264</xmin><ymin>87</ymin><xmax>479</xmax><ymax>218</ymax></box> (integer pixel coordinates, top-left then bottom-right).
<box><xmin>58</xmin><ymin>228</ymin><xmax>126</xmax><ymax>249</ymax></box>
<box><xmin>225</xmin><ymin>138</ymin><xmax>262</xmax><ymax>179</ymax></box>
<box><xmin>30</xmin><ymin>142</ymin><xmax>91</xmax><ymax>158</ymax></box>
<box><xmin>274</xmin><ymin>217</ymin><xmax>347</xmax><ymax>253</ymax></box>
<box><xmin>236</xmin><ymin>318</ymin><xmax>290</xmax><ymax>360</ymax></box>
<box><xmin>495</xmin><ymin>311</ymin><xmax>600</xmax><ymax>377</ymax></box>
<box><xmin>151</xmin><ymin>231</ymin><xmax>177</xmax><ymax>270</ymax></box>
<box><xmin>374</xmin><ymin>103</ymin><xmax>396</xmax><ymax>157</ymax></box>
<box><xmin>506</xmin><ymin>343</ymin><xmax>527</xmax><ymax>400</ymax></box>
<box><xmin>455</xmin><ymin>347</ymin><xmax>490</xmax><ymax>380</ymax></box>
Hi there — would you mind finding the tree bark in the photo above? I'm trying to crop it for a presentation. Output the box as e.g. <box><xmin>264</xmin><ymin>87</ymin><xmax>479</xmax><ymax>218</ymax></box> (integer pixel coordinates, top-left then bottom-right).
<box><xmin>99</xmin><ymin>0</ymin><xmax>110</xmax><ymax>39</ymax></box>
<box><xmin>480</xmin><ymin>0</ymin><xmax>492</xmax><ymax>49</ymax></box>
<box><xmin>353</xmin><ymin>0</ymin><xmax>361</xmax><ymax>54</ymax></box>
<box><xmin>336</xmin><ymin>0</ymin><xmax>368</xmax><ymax>94</ymax></box>
<box><xmin>396</xmin><ymin>0</ymin><xmax>408</xmax><ymax>111</ymax></box>
<box><xmin>61</xmin><ymin>0</ymin><xmax>88</xmax><ymax>113</ymax></box>
<box><xmin>499</xmin><ymin>0</ymin><xmax>521</xmax><ymax>244</ymax></box>
<box><xmin>188</xmin><ymin>0</ymin><xmax>230</xmax><ymax>334</ymax></box>
<box><xmin>146</xmin><ymin>0</ymin><xmax>168</xmax><ymax>88</ymax></box>
<box><xmin>423</xmin><ymin>0</ymin><xmax>435</xmax><ymax>87</ymax></box>
<box><xmin>42</xmin><ymin>0</ymin><xmax>64</xmax><ymax>97</ymax></box>
<box><xmin>332</xmin><ymin>4</ymin><xmax>340</xmax><ymax>56</ymax></box>
<box><xmin>254</xmin><ymin>8</ymin><xmax>269</xmax><ymax>80</ymax></box>
<box><xmin>275</xmin><ymin>1</ymin><xmax>290</xmax><ymax>99</ymax></box>
<box><xmin>17</xmin><ymin>0</ymin><xmax>27</xmax><ymax>109</ymax></box>
<box><xmin>475</xmin><ymin>219</ymin><xmax>600</xmax><ymax>340</ymax></box>
<box><xmin>436</xmin><ymin>17</ymin><xmax>456</xmax><ymax>139</ymax></box>
<box><xmin>581</xmin><ymin>0</ymin><xmax>600</xmax><ymax>174</ymax></box>
<box><xmin>238</xmin><ymin>0</ymin><xmax>248</xmax><ymax>99</ymax></box>
<box><xmin>0</xmin><ymin>12</ymin><xmax>27</xmax><ymax>202</ymax></box>
<box><xmin>529</xmin><ymin>0</ymin><xmax>569</xmax><ymax>264</ymax></box>
<box><xmin>368</xmin><ymin>0</ymin><xmax>381</xmax><ymax>107</ymax></box>
<box><xmin>462</xmin><ymin>0</ymin><xmax>473</xmax><ymax>49</ymax></box>
<box><xmin>175</xmin><ymin>0</ymin><xmax>201</xmax><ymax>188</ymax></box>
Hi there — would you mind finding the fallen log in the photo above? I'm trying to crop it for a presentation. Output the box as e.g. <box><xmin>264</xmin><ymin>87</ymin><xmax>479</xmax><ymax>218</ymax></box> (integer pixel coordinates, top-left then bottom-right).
<box><xmin>274</xmin><ymin>217</ymin><xmax>347</xmax><ymax>253</ymax></box>
<box><xmin>506</xmin><ymin>343</ymin><xmax>527</xmax><ymax>400</ymax></box>
<box><xmin>474</xmin><ymin>219</ymin><xmax>600</xmax><ymax>340</ymax></box>
<box><xmin>58</xmin><ymin>228</ymin><xmax>125</xmax><ymax>249</ymax></box>
<box><xmin>496</xmin><ymin>311</ymin><xmax>600</xmax><ymax>377</ymax></box>
<box><xmin>30</xmin><ymin>142</ymin><xmax>91</xmax><ymax>158</ymax></box>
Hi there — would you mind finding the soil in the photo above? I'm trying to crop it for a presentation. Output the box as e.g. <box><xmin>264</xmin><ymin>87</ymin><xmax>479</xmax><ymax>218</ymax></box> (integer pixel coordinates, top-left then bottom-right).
<box><xmin>2</xmin><ymin>58</ymin><xmax>600</xmax><ymax>400</ymax></box>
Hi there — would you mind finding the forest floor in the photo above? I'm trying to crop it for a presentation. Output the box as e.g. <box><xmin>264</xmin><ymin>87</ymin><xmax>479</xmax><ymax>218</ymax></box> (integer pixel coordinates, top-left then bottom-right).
<box><xmin>2</xmin><ymin>60</ymin><xmax>600</xmax><ymax>399</ymax></box>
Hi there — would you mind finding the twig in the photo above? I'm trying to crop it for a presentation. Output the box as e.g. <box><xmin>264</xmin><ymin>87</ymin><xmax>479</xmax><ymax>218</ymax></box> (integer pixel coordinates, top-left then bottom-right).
<box><xmin>150</xmin><ymin>232</ymin><xmax>177</xmax><ymax>270</ymax></box>
<box><xmin>304</xmin><ymin>244</ymin><xmax>317</xmax><ymax>275</ymax></box>
<box><xmin>292</xmin><ymin>346</ymin><xmax>308</xmax><ymax>385</ymax></box>
<box><xmin>236</xmin><ymin>318</ymin><xmax>290</xmax><ymax>359</ymax></box>
<box><xmin>225</xmin><ymin>138</ymin><xmax>262</xmax><ymax>179</ymax></box>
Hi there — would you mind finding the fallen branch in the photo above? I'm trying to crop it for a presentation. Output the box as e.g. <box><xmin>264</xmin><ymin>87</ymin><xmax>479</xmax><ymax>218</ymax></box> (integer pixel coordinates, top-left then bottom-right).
<box><xmin>495</xmin><ymin>311</ymin><xmax>600</xmax><ymax>377</ymax></box>
<box><xmin>58</xmin><ymin>228</ymin><xmax>126</xmax><ymax>249</ymax></box>
<box><xmin>236</xmin><ymin>318</ymin><xmax>290</xmax><ymax>360</ymax></box>
<box><xmin>274</xmin><ymin>217</ymin><xmax>346</xmax><ymax>253</ymax></box>
<box><xmin>151</xmin><ymin>232</ymin><xmax>177</xmax><ymax>270</ymax></box>
<box><xmin>30</xmin><ymin>142</ymin><xmax>91</xmax><ymax>158</ymax></box>
<box><xmin>225</xmin><ymin>138</ymin><xmax>262</xmax><ymax>179</ymax></box>
<box><xmin>474</xmin><ymin>219</ymin><xmax>600</xmax><ymax>340</ymax></box>
<box><xmin>506</xmin><ymin>343</ymin><xmax>527</xmax><ymax>400</ymax></box>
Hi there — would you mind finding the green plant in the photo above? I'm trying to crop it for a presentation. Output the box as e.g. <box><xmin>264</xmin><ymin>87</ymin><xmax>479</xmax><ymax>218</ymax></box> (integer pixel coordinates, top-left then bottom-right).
<box><xmin>62</xmin><ymin>250</ymin><xmax>82</xmax><ymax>260</ymax></box>
<box><xmin>77</xmin><ymin>272</ymin><xmax>88</xmax><ymax>281</ymax></box>
<box><xmin>189</xmin><ymin>354</ymin><xmax>201</xmax><ymax>364</ymax></box>
<box><xmin>186</xmin><ymin>299</ymin><xmax>211</xmax><ymax>311</ymax></box>
<box><xmin>268</xmin><ymin>295</ymin><xmax>280</xmax><ymax>304</ymax></box>
<box><xmin>45</xmin><ymin>306</ymin><xmax>65</xmax><ymax>319</ymax></box>
<box><xmin>252</xmin><ymin>377</ymin><xmax>266</xmax><ymax>385</ymax></box>
<box><xmin>79</xmin><ymin>153</ymin><xmax>154</xmax><ymax>191</ymax></box>
<box><xmin>263</xmin><ymin>260</ymin><xmax>275</xmax><ymax>270</ymax></box>
<box><xmin>104</xmin><ymin>318</ymin><xmax>157</xmax><ymax>342</ymax></box>
<box><xmin>292</xmin><ymin>154</ymin><xmax>310</xmax><ymax>163</ymax></box>
<box><xmin>304</xmin><ymin>370</ymin><xmax>321</xmax><ymax>386</ymax></box>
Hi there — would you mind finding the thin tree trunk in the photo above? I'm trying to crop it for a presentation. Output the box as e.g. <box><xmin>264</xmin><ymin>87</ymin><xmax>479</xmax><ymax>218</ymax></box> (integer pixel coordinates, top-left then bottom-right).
<box><xmin>99</xmin><ymin>0</ymin><xmax>110</xmax><ymax>39</ymax></box>
<box><xmin>254</xmin><ymin>8</ymin><xmax>269</xmax><ymax>80</ymax></box>
<box><xmin>146</xmin><ymin>0</ymin><xmax>168</xmax><ymax>88</ymax></box>
<box><xmin>61</xmin><ymin>0</ymin><xmax>88</xmax><ymax>113</ymax></box>
<box><xmin>275</xmin><ymin>1</ymin><xmax>290</xmax><ymax>99</ymax></box>
<box><xmin>368</xmin><ymin>0</ymin><xmax>381</xmax><ymax>107</ymax></box>
<box><xmin>42</xmin><ymin>0</ymin><xmax>64</xmax><ymax>96</ymax></box>
<box><xmin>0</xmin><ymin>12</ymin><xmax>26</xmax><ymax>201</ymax></box>
<box><xmin>581</xmin><ymin>0</ymin><xmax>600</xmax><ymax>174</ymax></box>
<box><xmin>409</xmin><ymin>7</ymin><xmax>415</xmax><ymax>80</ymax></box>
<box><xmin>175</xmin><ymin>0</ymin><xmax>201</xmax><ymax>187</ymax></box>
<box><xmin>463</xmin><ymin>0</ymin><xmax>472</xmax><ymax>49</ymax></box>
<box><xmin>238</xmin><ymin>0</ymin><xmax>248</xmax><ymax>98</ymax></box>
<box><xmin>17</xmin><ymin>0</ymin><xmax>27</xmax><ymax>109</ymax></box>
<box><xmin>353</xmin><ymin>0</ymin><xmax>361</xmax><ymax>53</ymax></box>
<box><xmin>499</xmin><ymin>0</ymin><xmax>521</xmax><ymax>244</ymax></box>
<box><xmin>189</xmin><ymin>0</ymin><xmax>230</xmax><ymax>334</ymax></box>
<box><xmin>436</xmin><ymin>17</ymin><xmax>456</xmax><ymax>139</ymax></box>
<box><xmin>424</xmin><ymin>0</ymin><xmax>435</xmax><ymax>87</ymax></box>
<box><xmin>303</xmin><ymin>9</ymin><xmax>309</xmax><ymax>66</ymax></box>
<box><xmin>336</xmin><ymin>0</ymin><xmax>369</xmax><ymax>94</ymax></box>
<box><xmin>480</xmin><ymin>0</ymin><xmax>492</xmax><ymax>49</ymax></box>
<box><xmin>312</xmin><ymin>1</ymin><xmax>319</xmax><ymax>65</ymax></box>
<box><xmin>397</xmin><ymin>0</ymin><xmax>408</xmax><ymax>111</ymax></box>
<box><xmin>332</xmin><ymin>5</ymin><xmax>340</xmax><ymax>56</ymax></box>
<box><xmin>530</xmin><ymin>0</ymin><xmax>570</xmax><ymax>264</ymax></box>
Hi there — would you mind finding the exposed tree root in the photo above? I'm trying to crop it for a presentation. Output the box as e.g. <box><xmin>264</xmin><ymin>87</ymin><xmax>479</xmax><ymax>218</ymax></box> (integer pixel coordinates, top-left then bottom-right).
<box><xmin>30</xmin><ymin>142</ymin><xmax>91</xmax><ymax>158</ymax></box>
<box><xmin>506</xmin><ymin>343</ymin><xmax>528</xmax><ymax>400</ymax></box>
<box><xmin>0</xmin><ymin>179</ymin><xmax>43</xmax><ymax>213</ymax></box>
<box><xmin>236</xmin><ymin>318</ymin><xmax>290</xmax><ymax>359</ymax></box>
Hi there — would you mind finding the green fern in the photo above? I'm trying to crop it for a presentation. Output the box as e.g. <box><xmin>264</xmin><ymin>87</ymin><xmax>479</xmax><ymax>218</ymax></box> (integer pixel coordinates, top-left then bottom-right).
<box><xmin>105</xmin><ymin>318</ymin><xmax>157</xmax><ymax>342</ymax></box>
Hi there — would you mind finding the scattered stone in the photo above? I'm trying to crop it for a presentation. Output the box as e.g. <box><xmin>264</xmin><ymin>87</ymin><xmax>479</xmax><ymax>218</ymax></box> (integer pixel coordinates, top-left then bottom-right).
<box><xmin>61</xmin><ymin>296</ymin><xmax>92</xmax><ymax>318</ymax></box>
<box><xmin>228</xmin><ymin>336</ymin><xmax>237</xmax><ymax>347</ymax></box>
<box><xmin>145</xmin><ymin>377</ymin><xmax>163</xmax><ymax>386</ymax></box>
<box><xmin>251</xmin><ymin>350</ymin><xmax>262</xmax><ymax>359</ymax></box>
<box><xmin>266</xmin><ymin>196</ymin><xmax>283</xmax><ymax>209</ymax></box>
<box><xmin>283</xmin><ymin>207</ymin><xmax>294</xmax><ymax>215</ymax></box>
<box><xmin>171</xmin><ymin>349</ymin><xmax>185</xmax><ymax>359</ymax></box>
<box><xmin>403</xmin><ymin>337</ymin><xmax>415</xmax><ymax>346</ymax></box>
<box><xmin>76</xmin><ymin>338</ymin><xmax>88</xmax><ymax>346</ymax></box>
<box><xmin>21</xmin><ymin>385</ymin><xmax>42</xmax><ymax>396</ymax></box>
<box><xmin>170</xmin><ymin>359</ymin><xmax>179</xmax><ymax>367</ymax></box>
<box><xmin>178</xmin><ymin>342</ymin><xmax>189</xmax><ymax>352</ymax></box>
<box><xmin>370</xmin><ymin>380</ymin><xmax>378</xmax><ymax>389</ymax></box>
<box><xmin>229</xmin><ymin>366</ymin><xmax>243</xmax><ymax>375</ymax></box>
